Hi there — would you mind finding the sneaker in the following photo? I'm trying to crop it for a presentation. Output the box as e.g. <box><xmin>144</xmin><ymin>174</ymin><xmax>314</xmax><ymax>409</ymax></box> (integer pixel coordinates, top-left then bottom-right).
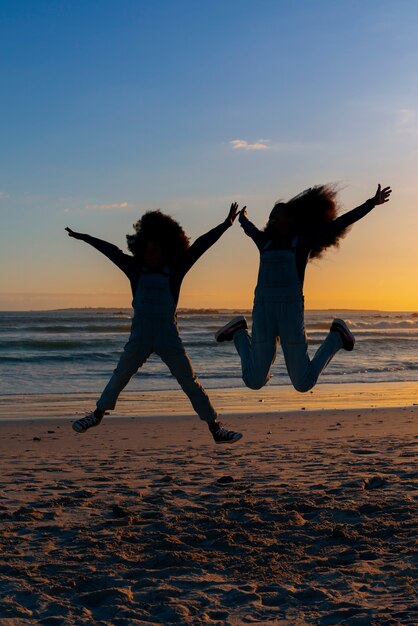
<box><xmin>72</xmin><ymin>410</ymin><xmax>104</xmax><ymax>433</ymax></box>
<box><xmin>215</xmin><ymin>316</ymin><xmax>248</xmax><ymax>342</ymax></box>
<box><xmin>209</xmin><ymin>420</ymin><xmax>243</xmax><ymax>444</ymax></box>
<box><xmin>330</xmin><ymin>318</ymin><xmax>355</xmax><ymax>351</ymax></box>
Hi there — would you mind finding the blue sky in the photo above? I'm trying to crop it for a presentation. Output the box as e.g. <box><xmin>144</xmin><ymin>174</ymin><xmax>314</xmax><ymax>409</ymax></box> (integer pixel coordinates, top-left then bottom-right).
<box><xmin>1</xmin><ymin>0</ymin><xmax>418</xmax><ymax>309</ymax></box>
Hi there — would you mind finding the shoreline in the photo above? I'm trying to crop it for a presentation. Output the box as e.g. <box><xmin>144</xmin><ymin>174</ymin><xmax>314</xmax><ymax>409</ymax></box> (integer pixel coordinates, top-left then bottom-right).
<box><xmin>0</xmin><ymin>380</ymin><xmax>417</xmax><ymax>421</ymax></box>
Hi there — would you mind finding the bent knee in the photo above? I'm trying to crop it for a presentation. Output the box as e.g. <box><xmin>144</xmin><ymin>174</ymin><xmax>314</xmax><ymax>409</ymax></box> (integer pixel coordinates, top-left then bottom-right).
<box><xmin>243</xmin><ymin>375</ymin><xmax>268</xmax><ymax>390</ymax></box>
<box><xmin>292</xmin><ymin>378</ymin><xmax>315</xmax><ymax>393</ymax></box>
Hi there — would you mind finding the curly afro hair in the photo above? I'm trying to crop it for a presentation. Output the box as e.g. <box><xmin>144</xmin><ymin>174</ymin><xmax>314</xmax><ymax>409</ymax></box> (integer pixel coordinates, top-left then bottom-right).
<box><xmin>265</xmin><ymin>184</ymin><xmax>349</xmax><ymax>259</ymax></box>
<box><xmin>126</xmin><ymin>210</ymin><xmax>190</xmax><ymax>263</ymax></box>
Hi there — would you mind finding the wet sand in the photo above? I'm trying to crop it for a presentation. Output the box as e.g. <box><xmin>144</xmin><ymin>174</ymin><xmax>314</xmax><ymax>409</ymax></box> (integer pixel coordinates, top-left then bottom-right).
<box><xmin>1</xmin><ymin>380</ymin><xmax>417</xmax><ymax>420</ymax></box>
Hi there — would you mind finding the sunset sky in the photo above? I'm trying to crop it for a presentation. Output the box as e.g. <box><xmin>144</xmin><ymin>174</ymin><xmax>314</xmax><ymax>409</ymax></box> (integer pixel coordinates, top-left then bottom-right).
<box><xmin>1</xmin><ymin>0</ymin><xmax>418</xmax><ymax>311</ymax></box>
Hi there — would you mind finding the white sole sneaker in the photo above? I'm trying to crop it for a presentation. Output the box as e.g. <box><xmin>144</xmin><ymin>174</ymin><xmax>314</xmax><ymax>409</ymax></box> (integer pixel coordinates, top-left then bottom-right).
<box><xmin>215</xmin><ymin>432</ymin><xmax>243</xmax><ymax>445</ymax></box>
<box><xmin>72</xmin><ymin>412</ymin><xmax>103</xmax><ymax>433</ymax></box>
<box><xmin>331</xmin><ymin>318</ymin><xmax>355</xmax><ymax>351</ymax></box>
<box><xmin>215</xmin><ymin>316</ymin><xmax>248</xmax><ymax>342</ymax></box>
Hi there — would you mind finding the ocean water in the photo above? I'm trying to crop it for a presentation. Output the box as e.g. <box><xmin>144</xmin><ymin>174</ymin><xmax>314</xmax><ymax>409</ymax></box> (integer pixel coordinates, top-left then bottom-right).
<box><xmin>0</xmin><ymin>308</ymin><xmax>417</xmax><ymax>395</ymax></box>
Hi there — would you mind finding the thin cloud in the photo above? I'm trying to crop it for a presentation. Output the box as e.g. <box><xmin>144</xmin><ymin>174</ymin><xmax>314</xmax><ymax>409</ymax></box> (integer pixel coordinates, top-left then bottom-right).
<box><xmin>230</xmin><ymin>139</ymin><xmax>271</xmax><ymax>151</ymax></box>
<box><xmin>84</xmin><ymin>201</ymin><xmax>130</xmax><ymax>211</ymax></box>
<box><xmin>229</xmin><ymin>138</ymin><xmax>324</xmax><ymax>153</ymax></box>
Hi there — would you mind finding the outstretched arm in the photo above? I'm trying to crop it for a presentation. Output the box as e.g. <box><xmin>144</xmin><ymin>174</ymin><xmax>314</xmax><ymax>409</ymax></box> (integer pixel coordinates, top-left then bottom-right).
<box><xmin>238</xmin><ymin>207</ymin><xmax>266</xmax><ymax>251</ymax></box>
<box><xmin>332</xmin><ymin>185</ymin><xmax>392</xmax><ymax>232</ymax></box>
<box><xmin>65</xmin><ymin>227</ymin><xmax>133</xmax><ymax>275</ymax></box>
<box><xmin>313</xmin><ymin>184</ymin><xmax>392</xmax><ymax>244</ymax></box>
<box><xmin>181</xmin><ymin>203</ymin><xmax>240</xmax><ymax>274</ymax></box>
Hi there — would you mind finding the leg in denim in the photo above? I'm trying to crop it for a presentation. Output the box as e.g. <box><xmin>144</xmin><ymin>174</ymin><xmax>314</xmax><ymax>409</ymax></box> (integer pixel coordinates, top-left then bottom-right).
<box><xmin>280</xmin><ymin>301</ymin><xmax>343</xmax><ymax>392</ymax></box>
<box><xmin>157</xmin><ymin>322</ymin><xmax>217</xmax><ymax>423</ymax></box>
<box><xmin>97</xmin><ymin>323</ymin><xmax>152</xmax><ymax>411</ymax></box>
<box><xmin>234</xmin><ymin>300</ymin><xmax>279</xmax><ymax>390</ymax></box>
<box><xmin>281</xmin><ymin>333</ymin><xmax>342</xmax><ymax>392</ymax></box>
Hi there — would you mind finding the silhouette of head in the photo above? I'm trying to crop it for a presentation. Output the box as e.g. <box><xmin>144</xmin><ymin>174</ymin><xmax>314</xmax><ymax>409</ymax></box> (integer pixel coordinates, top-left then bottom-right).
<box><xmin>264</xmin><ymin>185</ymin><xmax>348</xmax><ymax>259</ymax></box>
<box><xmin>127</xmin><ymin>210</ymin><xmax>190</xmax><ymax>266</ymax></box>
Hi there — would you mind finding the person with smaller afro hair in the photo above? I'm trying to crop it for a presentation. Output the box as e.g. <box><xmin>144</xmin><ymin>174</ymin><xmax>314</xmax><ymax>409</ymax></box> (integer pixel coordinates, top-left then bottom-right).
<box><xmin>215</xmin><ymin>184</ymin><xmax>392</xmax><ymax>394</ymax></box>
<box><xmin>66</xmin><ymin>204</ymin><xmax>242</xmax><ymax>444</ymax></box>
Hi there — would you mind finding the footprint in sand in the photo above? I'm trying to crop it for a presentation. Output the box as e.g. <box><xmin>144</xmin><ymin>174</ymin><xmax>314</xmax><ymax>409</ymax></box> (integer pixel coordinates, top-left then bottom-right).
<box><xmin>350</xmin><ymin>449</ymin><xmax>379</xmax><ymax>455</ymax></box>
<box><xmin>362</xmin><ymin>476</ymin><xmax>388</xmax><ymax>490</ymax></box>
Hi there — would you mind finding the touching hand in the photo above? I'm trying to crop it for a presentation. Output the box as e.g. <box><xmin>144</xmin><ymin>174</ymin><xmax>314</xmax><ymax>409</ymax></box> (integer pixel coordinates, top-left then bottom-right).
<box><xmin>238</xmin><ymin>206</ymin><xmax>247</xmax><ymax>222</ymax></box>
<box><xmin>226</xmin><ymin>202</ymin><xmax>240</xmax><ymax>225</ymax></box>
<box><xmin>65</xmin><ymin>227</ymin><xmax>84</xmax><ymax>240</ymax></box>
<box><xmin>373</xmin><ymin>184</ymin><xmax>392</xmax><ymax>206</ymax></box>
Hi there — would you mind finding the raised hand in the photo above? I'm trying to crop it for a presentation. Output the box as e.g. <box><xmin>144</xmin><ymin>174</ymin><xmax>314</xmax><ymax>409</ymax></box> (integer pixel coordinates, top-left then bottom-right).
<box><xmin>226</xmin><ymin>202</ymin><xmax>240</xmax><ymax>225</ymax></box>
<box><xmin>373</xmin><ymin>184</ymin><xmax>392</xmax><ymax>206</ymax></box>
<box><xmin>65</xmin><ymin>227</ymin><xmax>84</xmax><ymax>240</ymax></box>
<box><xmin>238</xmin><ymin>206</ymin><xmax>247</xmax><ymax>222</ymax></box>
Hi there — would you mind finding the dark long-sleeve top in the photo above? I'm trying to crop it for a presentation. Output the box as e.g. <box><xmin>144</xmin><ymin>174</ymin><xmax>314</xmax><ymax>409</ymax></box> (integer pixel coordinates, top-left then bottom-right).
<box><xmin>77</xmin><ymin>220</ymin><xmax>231</xmax><ymax>305</ymax></box>
<box><xmin>239</xmin><ymin>199</ymin><xmax>376</xmax><ymax>287</ymax></box>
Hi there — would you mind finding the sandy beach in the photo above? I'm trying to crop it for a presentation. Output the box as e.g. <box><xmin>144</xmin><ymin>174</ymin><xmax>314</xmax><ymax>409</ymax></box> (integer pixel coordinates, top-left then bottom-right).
<box><xmin>0</xmin><ymin>387</ymin><xmax>417</xmax><ymax>625</ymax></box>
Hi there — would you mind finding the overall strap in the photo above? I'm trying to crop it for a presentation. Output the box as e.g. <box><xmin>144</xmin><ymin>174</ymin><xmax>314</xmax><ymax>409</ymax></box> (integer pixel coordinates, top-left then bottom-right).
<box><xmin>142</xmin><ymin>265</ymin><xmax>170</xmax><ymax>276</ymax></box>
<box><xmin>262</xmin><ymin>238</ymin><xmax>298</xmax><ymax>252</ymax></box>
<box><xmin>262</xmin><ymin>240</ymin><xmax>274</xmax><ymax>252</ymax></box>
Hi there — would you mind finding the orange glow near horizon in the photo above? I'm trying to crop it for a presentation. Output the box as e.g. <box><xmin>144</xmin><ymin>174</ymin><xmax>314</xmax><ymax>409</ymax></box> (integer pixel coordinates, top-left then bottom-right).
<box><xmin>1</xmin><ymin>274</ymin><xmax>418</xmax><ymax>312</ymax></box>
<box><xmin>1</xmin><ymin>195</ymin><xmax>417</xmax><ymax>312</ymax></box>
<box><xmin>1</xmin><ymin>255</ymin><xmax>418</xmax><ymax>312</ymax></box>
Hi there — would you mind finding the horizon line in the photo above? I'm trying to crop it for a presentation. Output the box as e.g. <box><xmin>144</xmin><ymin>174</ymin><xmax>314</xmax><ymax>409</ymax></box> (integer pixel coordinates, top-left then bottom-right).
<box><xmin>0</xmin><ymin>307</ymin><xmax>417</xmax><ymax>314</ymax></box>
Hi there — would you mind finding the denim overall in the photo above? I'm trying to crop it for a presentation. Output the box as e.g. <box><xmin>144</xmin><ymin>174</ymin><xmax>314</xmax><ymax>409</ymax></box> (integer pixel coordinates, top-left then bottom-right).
<box><xmin>234</xmin><ymin>239</ymin><xmax>342</xmax><ymax>391</ymax></box>
<box><xmin>97</xmin><ymin>269</ymin><xmax>217</xmax><ymax>422</ymax></box>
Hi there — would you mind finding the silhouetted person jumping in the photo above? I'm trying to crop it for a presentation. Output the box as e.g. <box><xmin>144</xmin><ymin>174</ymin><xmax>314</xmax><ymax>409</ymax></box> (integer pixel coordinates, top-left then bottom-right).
<box><xmin>66</xmin><ymin>204</ymin><xmax>242</xmax><ymax>444</ymax></box>
<box><xmin>216</xmin><ymin>184</ymin><xmax>392</xmax><ymax>392</ymax></box>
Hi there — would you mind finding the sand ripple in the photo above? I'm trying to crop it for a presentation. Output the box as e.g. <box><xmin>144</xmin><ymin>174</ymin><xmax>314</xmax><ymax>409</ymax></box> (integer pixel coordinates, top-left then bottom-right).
<box><xmin>0</xmin><ymin>412</ymin><xmax>417</xmax><ymax>624</ymax></box>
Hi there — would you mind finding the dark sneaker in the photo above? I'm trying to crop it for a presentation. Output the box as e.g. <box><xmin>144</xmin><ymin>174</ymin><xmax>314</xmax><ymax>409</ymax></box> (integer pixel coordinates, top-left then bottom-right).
<box><xmin>72</xmin><ymin>410</ymin><xmax>104</xmax><ymax>433</ymax></box>
<box><xmin>330</xmin><ymin>318</ymin><xmax>355</xmax><ymax>351</ymax></box>
<box><xmin>215</xmin><ymin>316</ymin><xmax>248</xmax><ymax>342</ymax></box>
<box><xmin>209</xmin><ymin>420</ymin><xmax>243</xmax><ymax>444</ymax></box>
